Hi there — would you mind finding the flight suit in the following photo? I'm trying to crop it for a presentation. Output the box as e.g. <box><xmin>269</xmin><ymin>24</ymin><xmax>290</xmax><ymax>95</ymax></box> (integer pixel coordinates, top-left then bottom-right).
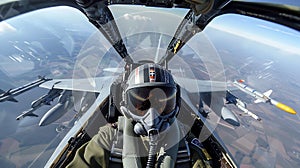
<box><xmin>67</xmin><ymin>116</ymin><xmax>211</xmax><ymax>168</ymax></box>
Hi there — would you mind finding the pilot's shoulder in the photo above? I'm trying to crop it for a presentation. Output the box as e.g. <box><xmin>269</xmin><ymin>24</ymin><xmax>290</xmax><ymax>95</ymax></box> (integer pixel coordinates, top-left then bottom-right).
<box><xmin>92</xmin><ymin>122</ymin><xmax>119</xmax><ymax>150</ymax></box>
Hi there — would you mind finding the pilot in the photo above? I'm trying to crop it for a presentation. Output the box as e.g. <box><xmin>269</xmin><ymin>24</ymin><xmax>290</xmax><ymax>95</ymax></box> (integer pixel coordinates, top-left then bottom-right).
<box><xmin>67</xmin><ymin>63</ymin><xmax>211</xmax><ymax>168</ymax></box>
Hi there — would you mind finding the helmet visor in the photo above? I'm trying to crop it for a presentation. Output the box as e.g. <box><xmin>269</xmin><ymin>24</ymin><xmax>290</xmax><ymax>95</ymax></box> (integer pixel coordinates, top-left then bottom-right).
<box><xmin>126</xmin><ymin>86</ymin><xmax>176</xmax><ymax>116</ymax></box>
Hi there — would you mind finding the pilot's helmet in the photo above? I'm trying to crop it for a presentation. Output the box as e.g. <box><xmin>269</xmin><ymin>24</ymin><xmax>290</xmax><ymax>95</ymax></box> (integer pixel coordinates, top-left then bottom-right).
<box><xmin>121</xmin><ymin>63</ymin><xmax>180</xmax><ymax>136</ymax></box>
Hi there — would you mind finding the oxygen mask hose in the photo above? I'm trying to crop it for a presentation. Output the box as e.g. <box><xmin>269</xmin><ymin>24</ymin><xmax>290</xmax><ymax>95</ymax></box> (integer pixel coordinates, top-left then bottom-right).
<box><xmin>146</xmin><ymin>130</ymin><xmax>159</xmax><ymax>168</ymax></box>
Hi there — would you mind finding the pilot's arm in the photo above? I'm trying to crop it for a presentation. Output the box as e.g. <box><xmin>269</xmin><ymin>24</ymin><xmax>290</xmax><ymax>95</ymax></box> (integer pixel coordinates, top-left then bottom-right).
<box><xmin>66</xmin><ymin>124</ymin><xmax>116</xmax><ymax>168</ymax></box>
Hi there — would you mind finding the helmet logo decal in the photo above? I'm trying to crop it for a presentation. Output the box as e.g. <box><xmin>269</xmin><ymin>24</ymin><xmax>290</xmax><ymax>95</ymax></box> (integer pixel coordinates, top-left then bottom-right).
<box><xmin>149</xmin><ymin>66</ymin><xmax>156</xmax><ymax>82</ymax></box>
<box><xmin>135</xmin><ymin>66</ymin><xmax>140</xmax><ymax>84</ymax></box>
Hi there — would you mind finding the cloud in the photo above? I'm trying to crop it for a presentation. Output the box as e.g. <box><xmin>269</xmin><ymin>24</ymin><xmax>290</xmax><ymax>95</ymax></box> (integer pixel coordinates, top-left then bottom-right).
<box><xmin>123</xmin><ymin>13</ymin><xmax>151</xmax><ymax>22</ymax></box>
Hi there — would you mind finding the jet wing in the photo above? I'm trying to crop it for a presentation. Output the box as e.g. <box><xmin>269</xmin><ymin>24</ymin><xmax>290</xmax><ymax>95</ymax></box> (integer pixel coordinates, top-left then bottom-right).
<box><xmin>44</xmin><ymin>83</ymin><xmax>112</xmax><ymax>167</ymax></box>
<box><xmin>39</xmin><ymin>76</ymin><xmax>118</xmax><ymax>93</ymax></box>
<box><xmin>174</xmin><ymin>77</ymin><xmax>237</xmax><ymax>93</ymax></box>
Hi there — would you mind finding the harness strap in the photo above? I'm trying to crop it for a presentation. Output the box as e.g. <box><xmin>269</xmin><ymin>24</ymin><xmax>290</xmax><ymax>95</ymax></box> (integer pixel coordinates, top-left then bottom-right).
<box><xmin>109</xmin><ymin>117</ymin><xmax>193</xmax><ymax>167</ymax></box>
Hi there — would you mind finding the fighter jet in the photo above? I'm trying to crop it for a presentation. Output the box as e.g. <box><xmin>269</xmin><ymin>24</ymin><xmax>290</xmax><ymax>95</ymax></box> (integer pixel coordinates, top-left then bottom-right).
<box><xmin>0</xmin><ymin>0</ymin><xmax>299</xmax><ymax>167</ymax></box>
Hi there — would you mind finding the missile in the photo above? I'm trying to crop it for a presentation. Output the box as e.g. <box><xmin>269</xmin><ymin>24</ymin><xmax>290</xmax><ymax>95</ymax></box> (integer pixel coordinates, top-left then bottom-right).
<box><xmin>31</xmin><ymin>98</ymin><xmax>44</xmax><ymax>108</ymax></box>
<box><xmin>233</xmin><ymin>80</ymin><xmax>297</xmax><ymax>115</ymax></box>
<box><xmin>226</xmin><ymin>91</ymin><xmax>261</xmax><ymax>121</ymax></box>
<box><xmin>235</xmin><ymin>99</ymin><xmax>261</xmax><ymax>121</ymax></box>
<box><xmin>31</xmin><ymin>88</ymin><xmax>63</xmax><ymax>108</ymax></box>
<box><xmin>16</xmin><ymin>88</ymin><xmax>63</xmax><ymax>121</ymax></box>
<box><xmin>0</xmin><ymin>76</ymin><xmax>51</xmax><ymax>103</ymax></box>
<box><xmin>16</xmin><ymin>100</ymin><xmax>45</xmax><ymax>121</ymax></box>
<box><xmin>39</xmin><ymin>90</ymin><xmax>74</xmax><ymax>126</ymax></box>
<box><xmin>16</xmin><ymin>108</ymin><xmax>39</xmax><ymax>120</ymax></box>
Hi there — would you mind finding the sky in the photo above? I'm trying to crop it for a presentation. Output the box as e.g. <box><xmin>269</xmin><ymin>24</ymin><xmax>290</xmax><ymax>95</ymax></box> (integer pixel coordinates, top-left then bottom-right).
<box><xmin>236</xmin><ymin>0</ymin><xmax>300</xmax><ymax>6</ymax></box>
<box><xmin>1</xmin><ymin>4</ymin><xmax>300</xmax><ymax>167</ymax></box>
<box><xmin>208</xmin><ymin>14</ymin><xmax>300</xmax><ymax>55</ymax></box>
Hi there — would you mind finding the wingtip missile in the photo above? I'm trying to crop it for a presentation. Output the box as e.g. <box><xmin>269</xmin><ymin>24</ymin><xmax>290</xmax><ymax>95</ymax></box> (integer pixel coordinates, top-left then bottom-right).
<box><xmin>233</xmin><ymin>80</ymin><xmax>297</xmax><ymax>115</ymax></box>
<box><xmin>0</xmin><ymin>76</ymin><xmax>52</xmax><ymax>103</ymax></box>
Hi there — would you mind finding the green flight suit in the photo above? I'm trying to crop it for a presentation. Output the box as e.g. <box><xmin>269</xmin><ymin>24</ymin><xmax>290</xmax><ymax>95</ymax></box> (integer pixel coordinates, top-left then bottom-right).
<box><xmin>67</xmin><ymin>117</ymin><xmax>210</xmax><ymax>168</ymax></box>
<box><xmin>66</xmin><ymin>124</ymin><xmax>114</xmax><ymax>168</ymax></box>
